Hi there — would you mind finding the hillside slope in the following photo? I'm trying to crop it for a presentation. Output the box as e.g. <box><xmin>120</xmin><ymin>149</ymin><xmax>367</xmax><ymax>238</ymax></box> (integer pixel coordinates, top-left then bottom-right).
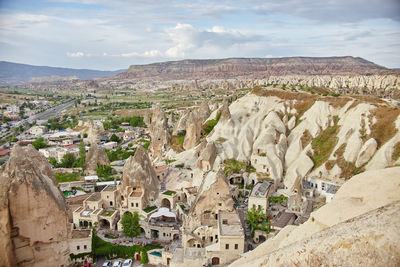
<box><xmin>0</xmin><ymin>61</ymin><xmax>124</xmax><ymax>85</ymax></box>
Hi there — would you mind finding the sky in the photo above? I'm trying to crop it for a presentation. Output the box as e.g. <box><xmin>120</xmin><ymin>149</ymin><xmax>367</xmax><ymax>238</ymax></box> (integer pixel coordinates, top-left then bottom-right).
<box><xmin>0</xmin><ymin>0</ymin><xmax>399</xmax><ymax>70</ymax></box>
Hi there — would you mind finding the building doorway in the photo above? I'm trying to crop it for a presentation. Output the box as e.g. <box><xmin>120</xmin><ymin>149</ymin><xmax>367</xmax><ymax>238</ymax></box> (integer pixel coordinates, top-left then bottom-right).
<box><xmin>212</xmin><ymin>257</ymin><xmax>220</xmax><ymax>265</ymax></box>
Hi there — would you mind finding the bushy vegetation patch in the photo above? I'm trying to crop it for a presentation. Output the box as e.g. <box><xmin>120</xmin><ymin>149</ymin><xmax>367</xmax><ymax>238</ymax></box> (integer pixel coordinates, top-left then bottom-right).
<box><xmin>55</xmin><ymin>172</ymin><xmax>81</xmax><ymax>183</ymax></box>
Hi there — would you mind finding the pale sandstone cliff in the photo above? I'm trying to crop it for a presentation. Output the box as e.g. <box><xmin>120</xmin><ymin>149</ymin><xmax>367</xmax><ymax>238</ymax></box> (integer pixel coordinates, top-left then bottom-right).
<box><xmin>0</xmin><ymin>145</ymin><xmax>70</xmax><ymax>267</ymax></box>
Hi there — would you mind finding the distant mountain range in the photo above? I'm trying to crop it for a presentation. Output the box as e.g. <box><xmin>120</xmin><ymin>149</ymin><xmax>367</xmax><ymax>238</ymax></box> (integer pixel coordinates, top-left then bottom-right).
<box><xmin>0</xmin><ymin>61</ymin><xmax>125</xmax><ymax>85</ymax></box>
<box><xmin>1</xmin><ymin>57</ymin><xmax>398</xmax><ymax>86</ymax></box>
<box><xmin>114</xmin><ymin>56</ymin><xmax>396</xmax><ymax>80</ymax></box>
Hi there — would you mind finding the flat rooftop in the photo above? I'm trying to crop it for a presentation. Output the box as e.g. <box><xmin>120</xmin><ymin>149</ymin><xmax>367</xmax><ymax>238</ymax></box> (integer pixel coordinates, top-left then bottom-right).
<box><xmin>219</xmin><ymin>211</ymin><xmax>244</xmax><ymax>236</ymax></box>
<box><xmin>271</xmin><ymin>211</ymin><xmax>296</xmax><ymax>228</ymax></box>
<box><xmin>86</xmin><ymin>192</ymin><xmax>101</xmax><ymax>202</ymax></box>
<box><xmin>250</xmin><ymin>181</ymin><xmax>272</xmax><ymax>198</ymax></box>
<box><xmin>102</xmin><ymin>185</ymin><xmax>117</xmax><ymax>192</ymax></box>
<box><xmin>71</xmin><ymin>229</ymin><xmax>91</xmax><ymax>239</ymax></box>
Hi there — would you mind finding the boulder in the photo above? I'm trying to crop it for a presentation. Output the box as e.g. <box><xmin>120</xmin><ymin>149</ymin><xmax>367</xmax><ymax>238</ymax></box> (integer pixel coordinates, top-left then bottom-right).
<box><xmin>0</xmin><ymin>145</ymin><xmax>70</xmax><ymax>267</ymax></box>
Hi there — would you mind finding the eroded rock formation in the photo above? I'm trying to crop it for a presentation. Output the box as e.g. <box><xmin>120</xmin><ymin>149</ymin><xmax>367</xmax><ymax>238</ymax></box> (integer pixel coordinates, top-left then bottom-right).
<box><xmin>84</xmin><ymin>143</ymin><xmax>110</xmax><ymax>175</ymax></box>
<box><xmin>183</xmin><ymin>111</ymin><xmax>203</xmax><ymax>150</ymax></box>
<box><xmin>149</xmin><ymin>104</ymin><xmax>171</xmax><ymax>159</ymax></box>
<box><xmin>0</xmin><ymin>145</ymin><xmax>70</xmax><ymax>267</ymax></box>
<box><xmin>121</xmin><ymin>145</ymin><xmax>159</xmax><ymax>207</ymax></box>
<box><xmin>76</xmin><ymin>120</ymin><xmax>104</xmax><ymax>144</ymax></box>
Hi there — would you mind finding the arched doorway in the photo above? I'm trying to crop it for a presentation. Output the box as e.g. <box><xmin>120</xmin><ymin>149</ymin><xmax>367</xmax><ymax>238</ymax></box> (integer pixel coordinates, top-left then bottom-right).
<box><xmin>259</xmin><ymin>235</ymin><xmax>266</xmax><ymax>243</ymax></box>
<box><xmin>161</xmin><ymin>198</ymin><xmax>171</xmax><ymax>209</ymax></box>
<box><xmin>186</xmin><ymin>238</ymin><xmax>197</xmax><ymax>247</ymax></box>
<box><xmin>173</xmin><ymin>233</ymin><xmax>179</xmax><ymax>240</ymax></box>
<box><xmin>140</xmin><ymin>227</ymin><xmax>146</xmax><ymax>236</ymax></box>
<box><xmin>99</xmin><ymin>219</ymin><xmax>110</xmax><ymax>229</ymax></box>
<box><xmin>212</xmin><ymin>257</ymin><xmax>220</xmax><ymax>265</ymax></box>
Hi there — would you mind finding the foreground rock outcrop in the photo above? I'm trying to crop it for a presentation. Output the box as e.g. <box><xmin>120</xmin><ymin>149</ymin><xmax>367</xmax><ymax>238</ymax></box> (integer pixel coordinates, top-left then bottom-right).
<box><xmin>229</xmin><ymin>167</ymin><xmax>400</xmax><ymax>267</ymax></box>
<box><xmin>0</xmin><ymin>145</ymin><xmax>70</xmax><ymax>267</ymax></box>
<box><xmin>121</xmin><ymin>145</ymin><xmax>159</xmax><ymax>207</ymax></box>
<box><xmin>84</xmin><ymin>143</ymin><xmax>110</xmax><ymax>175</ymax></box>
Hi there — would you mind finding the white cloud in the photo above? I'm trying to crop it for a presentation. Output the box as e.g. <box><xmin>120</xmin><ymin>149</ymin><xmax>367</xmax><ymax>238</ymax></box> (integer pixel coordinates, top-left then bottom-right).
<box><xmin>67</xmin><ymin>51</ymin><xmax>85</xmax><ymax>57</ymax></box>
<box><xmin>164</xmin><ymin>23</ymin><xmax>262</xmax><ymax>58</ymax></box>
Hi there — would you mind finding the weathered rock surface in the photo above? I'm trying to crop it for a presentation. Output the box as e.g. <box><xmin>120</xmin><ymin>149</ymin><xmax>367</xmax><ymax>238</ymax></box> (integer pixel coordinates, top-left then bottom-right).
<box><xmin>75</xmin><ymin>120</ymin><xmax>104</xmax><ymax>144</ymax></box>
<box><xmin>197</xmin><ymin>100</ymin><xmax>211</xmax><ymax>124</ymax></box>
<box><xmin>356</xmin><ymin>138</ymin><xmax>378</xmax><ymax>167</ymax></box>
<box><xmin>149</xmin><ymin>104</ymin><xmax>171</xmax><ymax>159</ymax></box>
<box><xmin>0</xmin><ymin>145</ymin><xmax>70</xmax><ymax>267</ymax></box>
<box><xmin>219</xmin><ymin>99</ymin><xmax>231</xmax><ymax>122</ymax></box>
<box><xmin>84</xmin><ymin>143</ymin><xmax>110</xmax><ymax>175</ymax></box>
<box><xmin>230</xmin><ymin>166</ymin><xmax>400</xmax><ymax>267</ymax></box>
<box><xmin>185</xmin><ymin>169</ymin><xmax>234</xmax><ymax>230</ymax></box>
<box><xmin>173</xmin><ymin>110</ymin><xmax>189</xmax><ymax>135</ymax></box>
<box><xmin>121</xmin><ymin>145</ymin><xmax>159</xmax><ymax>207</ymax></box>
<box><xmin>183</xmin><ymin>111</ymin><xmax>203</xmax><ymax>150</ymax></box>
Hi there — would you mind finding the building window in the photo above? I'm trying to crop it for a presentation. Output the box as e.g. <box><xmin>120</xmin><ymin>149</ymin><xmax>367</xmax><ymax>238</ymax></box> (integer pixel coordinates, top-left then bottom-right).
<box><xmin>178</xmin><ymin>196</ymin><xmax>181</xmax><ymax>200</ymax></box>
<box><xmin>225</xmin><ymin>244</ymin><xmax>229</xmax><ymax>250</ymax></box>
<box><xmin>218</xmin><ymin>203</ymin><xmax>222</xmax><ymax>206</ymax></box>
<box><xmin>222</xmin><ymin>219</ymin><xmax>228</xmax><ymax>224</ymax></box>
<box><xmin>235</xmin><ymin>244</ymin><xmax>238</xmax><ymax>250</ymax></box>
<box><xmin>136</xmin><ymin>203</ymin><xmax>138</xmax><ymax>207</ymax></box>
<box><xmin>258</xmin><ymin>205</ymin><xmax>262</xmax><ymax>210</ymax></box>
<box><xmin>215</xmin><ymin>235</ymin><xmax>218</xmax><ymax>240</ymax></box>
<box><xmin>131</xmin><ymin>203</ymin><xmax>133</xmax><ymax>207</ymax></box>
<box><xmin>110</xmin><ymin>201</ymin><xmax>113</xmax><ymax>206</ymax></box>
<box><xmin>84</xmin><ymin>245</ymin><xmax>87</xmax><ymax>249</ymax></box>
<box><xmin>215</xmin><ymin>214</ymin><xmax>218</xmax><ymax>219</ymax></box>
<box><xmin>107</xmin><ymin>195</ymin><xmax>109</xmax><ymax>199</ymax></box>
<box><xmin>202</xmin><ymin>236</ymin><xmax>205</xmax><ymax>241</ymax></box>
<box><xmin>210</xmin><ymin>236</ymin><xmax>213</xmax><ymax>242</ymax></box>
<box><xmin>77</xmin><ymin>246</ymin><xmax>80</xmax><ymax>250</ymax></box>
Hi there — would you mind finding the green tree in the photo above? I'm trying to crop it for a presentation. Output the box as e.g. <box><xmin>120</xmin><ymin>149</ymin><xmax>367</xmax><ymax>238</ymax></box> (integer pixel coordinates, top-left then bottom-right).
<box><xmin>109</xmin><ymin>134</ymin><xmax>120</xmax><ymax>143</ymax></box>
<box><xmin>140</xmin><ymin>251</ymin><xmax>148</xmax><ymax>264</ymax></box>
<box><xmin>121</xmin><ymin>212</ymin><xmax>141</xmax><ymax>238</ymax></box>
<box><xmin>60</xmin><ymin>153</ymin><xmax>76</xmax><ymax>168</ymax></box>
<box><xmin>74</xmin><ymin>141</ymin><xmax>86</xmax><ymax>168</ymax></box>
<box><xmin>32</xmin><ymin>137</ymin><xmax>48</xmax><ymax>150</ymax></box>
<box><xmin>48</xmin><ymin>157</ymin><xmax>58</xmax><ymax>167</ymax></box>
<box><xmin>246</xmin><ymin>206</ymin><xmax>267</xmax><ymax>235</ymax></box>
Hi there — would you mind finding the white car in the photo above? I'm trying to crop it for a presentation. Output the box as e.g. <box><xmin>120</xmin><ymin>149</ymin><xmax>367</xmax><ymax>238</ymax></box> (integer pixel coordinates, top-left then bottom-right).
<box><xmin>113</xmin><ymin>260</ymin><xmax>122</xmax><ymax>267</ymax></box>
<box><xmin>102</xmin><ymin>261</ymin><xmax>112</xmax><ymax>267</ymax></box>
<box><xmin>122</xmin><ymin>259</ymin><xmax>133</xmax><ymax>267</ymax></box>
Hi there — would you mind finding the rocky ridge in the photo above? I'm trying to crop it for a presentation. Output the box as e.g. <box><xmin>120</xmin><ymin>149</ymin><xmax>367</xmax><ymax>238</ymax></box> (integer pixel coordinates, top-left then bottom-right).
<box><xmin>0</xmin><ymin>145</ymin><xmax>70</xmax><ymax>266</ymax></box>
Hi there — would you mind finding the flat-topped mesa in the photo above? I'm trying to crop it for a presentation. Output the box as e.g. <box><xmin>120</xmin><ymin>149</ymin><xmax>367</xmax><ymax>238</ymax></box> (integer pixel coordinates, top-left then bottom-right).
<box><xmin>84</xmin><ymin>143</ymin><xmax>110</xmax><ymax>175</ymax></box>
<box><xmin>121</xmin><ymin>145</ymin><xmax>159</xmax><ymax>207</ymax></box>
<box><xmin>219</xmin><ymin>98</ymin><xmax>231</xmax><ymax>122</ymax></box>
<box><xmin>0</xmin><ymin>145</ymin><xmax>69</xmax><ymax>267</ymax></box>
<box><xmin>186</xmin><ymin>169</ymin><xmax>234</xmax><ymax>230</ymax></box>
<box><xmin>149</xmin><ymin>103</ymin><xmax>171</xmax><ymax>159</ymax></box>
<box><xmin>183</xmin><ymin>111</ymin><xmax>203</xmax><ymax>150</ymax></box>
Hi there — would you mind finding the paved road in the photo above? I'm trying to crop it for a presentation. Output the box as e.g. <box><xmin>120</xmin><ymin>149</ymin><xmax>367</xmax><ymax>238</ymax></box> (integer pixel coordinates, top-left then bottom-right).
<box><xmin>27</xmin><ymin>99</ymin><xmax>76</xmax><ymax>123</ymax></box>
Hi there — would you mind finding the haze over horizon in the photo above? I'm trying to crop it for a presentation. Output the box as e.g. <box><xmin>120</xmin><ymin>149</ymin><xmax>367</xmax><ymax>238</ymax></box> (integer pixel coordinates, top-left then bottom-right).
<box><xmin>0</xmin><ymin>0</ymin><xmax>399</xmax><ymax>70</ymax></box>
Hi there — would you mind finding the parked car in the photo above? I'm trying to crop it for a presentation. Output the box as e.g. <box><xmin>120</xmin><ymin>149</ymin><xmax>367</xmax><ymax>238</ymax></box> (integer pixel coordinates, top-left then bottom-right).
<box><xmin>112</xmin><ymin>260</ymin><xmax>122</xmax><ymax>267</ymax></box>
<box><xmin>122</xmin><ymin>259</ymin><xmax>133</xmax><ymax>267</ymax></box>
<box><xmin>102</xmin><ymin>261</ymin><xmax>112</xmax><ymax>267</ymax></box>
